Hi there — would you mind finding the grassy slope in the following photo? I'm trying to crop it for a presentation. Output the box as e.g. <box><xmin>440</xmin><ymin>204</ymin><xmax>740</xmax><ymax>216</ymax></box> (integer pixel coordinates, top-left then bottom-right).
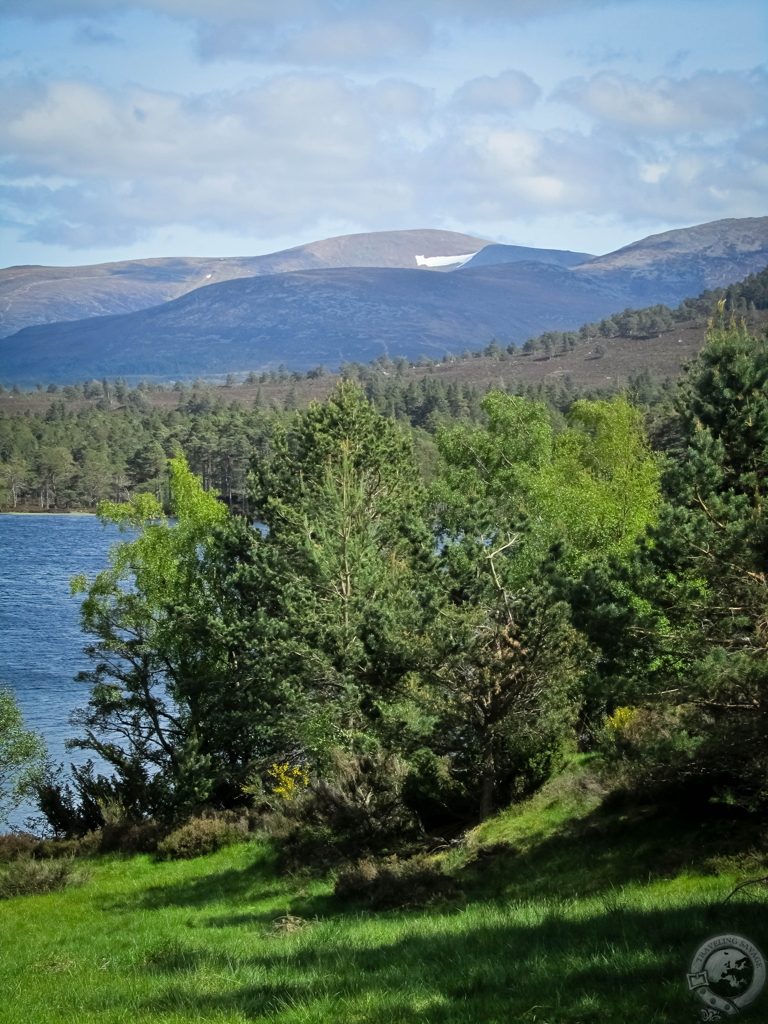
<box><xmin>2</xmin><ymin>763</ymin><xmax>768</xmax><ymax>1024</ymax></box>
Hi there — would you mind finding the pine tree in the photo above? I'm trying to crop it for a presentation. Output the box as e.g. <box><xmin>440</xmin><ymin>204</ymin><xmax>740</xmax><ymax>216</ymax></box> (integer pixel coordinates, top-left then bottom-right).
<box><xmin>587</xmin><ymin>320</ymin><xmax>768</xmax><ymax>807</ymax></box>
<box><xmin>250</xmin><ymin>382</ymin><xmax>436</xmax><ymax>765</ymax></box>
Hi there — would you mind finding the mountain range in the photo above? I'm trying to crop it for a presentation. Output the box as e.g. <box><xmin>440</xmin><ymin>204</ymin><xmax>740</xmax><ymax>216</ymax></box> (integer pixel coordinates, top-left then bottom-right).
<box><xmin>1</xmin><ymin>218</ymin><xmax>766</xmax><ymax>385</ymax></box>
<box><xmin>0</xmin><ymin>230</ymin><xmax>490</xmax><ymax>340</ymax></box>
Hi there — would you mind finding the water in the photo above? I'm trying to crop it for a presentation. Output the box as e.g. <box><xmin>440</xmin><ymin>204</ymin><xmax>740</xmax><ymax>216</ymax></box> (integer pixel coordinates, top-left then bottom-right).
<box><xmin>0</xmin><ymin>513</ymin><xmax>124</xmax><ymax>828</ymax></box>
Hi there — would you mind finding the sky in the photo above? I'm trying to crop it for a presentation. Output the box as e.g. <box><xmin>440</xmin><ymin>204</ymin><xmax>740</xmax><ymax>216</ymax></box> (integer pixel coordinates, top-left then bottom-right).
<box><xmin>0</xmin><ymin>0</ymin><xmax>766</xmax><ymax>268</ymax></box>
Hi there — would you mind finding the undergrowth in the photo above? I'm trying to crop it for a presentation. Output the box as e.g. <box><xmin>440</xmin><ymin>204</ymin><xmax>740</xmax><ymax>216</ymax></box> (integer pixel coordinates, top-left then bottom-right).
<box><xmin>1</xmin><ymin>758</ymin><xmax>767</xmax><ymax>1024</ymax></box>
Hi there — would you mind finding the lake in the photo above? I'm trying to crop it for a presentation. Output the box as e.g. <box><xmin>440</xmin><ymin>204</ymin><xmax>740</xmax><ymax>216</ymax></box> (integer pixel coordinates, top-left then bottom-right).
<box><xmin>0</xmin><ymin>513</ymin><xmax>124</xmax><ymax>828</ymax></box>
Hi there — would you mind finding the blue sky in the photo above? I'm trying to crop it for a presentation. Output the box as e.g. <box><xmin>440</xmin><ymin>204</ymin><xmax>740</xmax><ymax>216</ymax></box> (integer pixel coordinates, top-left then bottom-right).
<box><xmin>0</xmin><ymin>0</ymin><xmax>766</xmax><ymax>267</ymax></box>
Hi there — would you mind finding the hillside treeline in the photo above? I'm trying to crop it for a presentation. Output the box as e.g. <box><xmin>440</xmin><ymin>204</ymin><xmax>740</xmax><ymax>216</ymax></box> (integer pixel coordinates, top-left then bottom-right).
<box><xmin>3</xmin><ymin>268</ymin><xmax>766</xmax><ymax>513</ymax></box>
<box><xmin>35</xmin><ymin>320</ymin><xmax>768</xmax><ymax>859</ymax></box>
<box><xmin>0</xmin><ymin>392</ymin><xmax>272</xmax><ymax>512</ymax></box>
<box><xmin>350</xmin><ymin>263</ymin><xmax>768</xmax><ymax>363</ymax></box>
<box><xmin>0</xmin><ymin>372</ymin><xmax>620</xmax><ymax>512</ymax></box>
<box><xmin>516</xmin><ymin>266</ymin><xmax>766</xmax><ymax>357</ymax></box>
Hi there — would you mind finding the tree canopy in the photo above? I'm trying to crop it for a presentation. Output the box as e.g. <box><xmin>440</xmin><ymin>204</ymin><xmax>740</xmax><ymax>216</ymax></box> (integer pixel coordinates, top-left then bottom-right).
<box><xmin>0</xmin><ymin>688</ymin><xmax>45</xmax><ymax>827</ymax></box>
<box><xmin>40</xmin><ymin>324</ymin><xmax>767</xmax><ymax>843</ymax></box>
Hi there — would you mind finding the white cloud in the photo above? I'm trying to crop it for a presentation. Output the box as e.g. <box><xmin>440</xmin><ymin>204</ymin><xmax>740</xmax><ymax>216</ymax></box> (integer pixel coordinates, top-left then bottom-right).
<box><xmin>451</xmin><ymin>70</ymin><xmax>540</xmax><ymax>115</ymax></box>
<box><xmin>555</xmin><ymin>68</ymin><xmax>768</xmax><ymax>135</ymax></box>
<box><xmin>0</xmin><ymin>72</ymin><xmax>437</xmax><ymax>247</ymax></box>
<box><xmin>1</xmin><ymin>61</ymin><xmax>764</xmax><ymax>254</ymax></box>
<box><xmin>484</xmin><ymin>129</ymin><xmax>541</xmax><ymax>174</ymax></box>
<box><xmin>415</xmin><ymin>106</ymin><xmax>766</xmax><ymax>234</ymax></box>
<box><xmin>639</xmin><ymin>162</ymin><xmax>668</xmax><ymax>184</ymax></box>
<box><xmin>1</xmin><ymin>0</ymin><xmax>642</xmax><ymax>68</ymax></box>
<box><xmin>0</xmin><ymin>0</ymin><xmax>765</xmax><ymax>263</ymax></box>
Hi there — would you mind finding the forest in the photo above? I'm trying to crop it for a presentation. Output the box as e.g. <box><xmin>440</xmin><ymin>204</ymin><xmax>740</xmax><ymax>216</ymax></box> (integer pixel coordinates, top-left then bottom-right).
<box><xmin>2</xmin><ymin>314</ymin><xmax>757</xmax><ymax>867</ymax></box>
<box><xmin>1</xmin><ymin>266</ymin><xmax>766</xmax><ymax>515</ymax></box>
<box><xmin>0</xmin><ymin>313</ymin><xmax>766</xmax><ymax>1024</ymax></box>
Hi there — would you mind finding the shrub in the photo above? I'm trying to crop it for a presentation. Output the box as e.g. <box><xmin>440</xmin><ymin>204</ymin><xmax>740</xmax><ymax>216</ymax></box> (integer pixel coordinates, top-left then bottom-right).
<box><xmin>154</xmin><ymin>814</ymin><xmax>248</xmax><ymax>861</ymax></box>
<box><xmin>267</xmin><ymin>762</ymin><xmax>310</xmax><ymax>802</ymax></box>
<box><xmin>33</xmin><ymin>762</ymin><xmax>111</xmax><ymax>838</ymax></box>
<box><xmin>0</xmin><ymin>858</ymin><xmax>86</xmax><ymax>899</ymax></box>
<box><xmin>334</xmin><ymin>854</ymin><xmax>458</xmax><ymax>909</ymax></box>
<box><xmin>272</xmin><ymin>750</ymin><xmax>421</xmax><ymax>869</ymax></box>
<box><xmin>0</xmin><ymin>831</ymin><xmax>100</xmax><ymax>863</ymax></box>
<box><xmin>600</xmin><ymin>704</ymin><xmax>711</xmax><ymax>803</ymax></box>
<box><xmin>0</xmin><ymin>832</ymin><xmax>38</xmax><ymax>862</ymax></box>
<box><xmin>33</xmin><ymin>832</ymin><xmax>99</xmax><ymax>859</ymax></box>
<box><xmin>99</xmin><ymin>819</ymin><xmax>164</xmax><ymax>854</ymax></box>
<box><xmin>36</xmin><ymin>823</ymin><xmax>161</xmax><ymax>858</ymax></box>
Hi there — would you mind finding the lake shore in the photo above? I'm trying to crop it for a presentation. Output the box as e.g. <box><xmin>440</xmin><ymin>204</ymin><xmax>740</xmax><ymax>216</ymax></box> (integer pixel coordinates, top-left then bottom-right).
<box><xmin>1</xmin><ymin>512</ymin><xmax>122</xmax><ymax>828</ymax></box>
<box><xmin>0</xmin><ymin>509</ymin><xmax>97</xmax><ymax>516</ymax></box>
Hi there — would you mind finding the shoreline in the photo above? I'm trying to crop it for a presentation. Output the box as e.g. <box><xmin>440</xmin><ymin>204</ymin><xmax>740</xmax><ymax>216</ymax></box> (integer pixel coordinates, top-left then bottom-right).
<box><xmin>0</xmin><ymin>510</ymin><xmax>97</xmax><ymax>517</ymax></box>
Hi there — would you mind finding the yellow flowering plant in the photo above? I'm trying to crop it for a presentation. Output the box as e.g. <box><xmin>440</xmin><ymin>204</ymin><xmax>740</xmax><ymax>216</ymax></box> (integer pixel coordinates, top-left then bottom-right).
<box><xmin>604</xmin><ymin>706</ymin><xmax>637</xmax><ymax>734</ymax></box>
<box><xmin>268</xmin><ymin>762</ymin><xmax>310</xmax><ymax>801</ymax></box>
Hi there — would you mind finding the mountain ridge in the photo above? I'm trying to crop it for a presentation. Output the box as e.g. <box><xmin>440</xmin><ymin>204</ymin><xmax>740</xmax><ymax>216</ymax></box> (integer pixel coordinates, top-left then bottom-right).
<box><xmin>0</xmin><ymin>229</ymin><xmax>491</xmax><ymax>339</ymax></box>
<box><xmin>574</xmin><ymin>216</ymin><xmax>768</xmax><ymax>304</ymax></box>
<box><xmin>0</xmin><ymin>262</ymin><xmax>623</xmax><ymax>384</ymax></box>
<box><xmin>1</xmin><ymin>217</ymin><xmax>766</xmax><ymax>385</ymax></box>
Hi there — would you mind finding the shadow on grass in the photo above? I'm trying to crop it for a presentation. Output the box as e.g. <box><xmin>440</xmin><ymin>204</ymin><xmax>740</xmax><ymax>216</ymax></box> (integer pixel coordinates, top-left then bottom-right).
<box><xmin>112</xmin><ymin>863</ymin><xmax>278</xmax><ymax>911</ymax></box>
<box><xmin>118</xmin><ymin>849</ymin><xmax>342</xmax><ymax>922</ymax></box>
<box><xmin>135</xmin><ymin>898</ymin><xmax>768</xmax><ymax>1023</ymax></box>
<box><xmin>123</xmin><ymin>794</ymin><xmax>766</xmax><ymax>923</ymax></box>
<box><xmin>458</xmin><ymin>796</ymin><xmax>768</xmax><ymax>902</ymax></box>
<box><xmin>110</xmin><ymin>796</ymin><xmax>768</xmax><ymax>1022</ymax></box>
<box><xmin>201</xmin><ymin>895</ymin><xmax>339</xmax><ymax>927</ymax></box>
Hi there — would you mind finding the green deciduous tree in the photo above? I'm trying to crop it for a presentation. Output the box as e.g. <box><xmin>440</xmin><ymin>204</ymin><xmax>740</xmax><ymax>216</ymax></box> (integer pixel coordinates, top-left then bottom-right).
<box><xmin>36</xmin><ymin>445</ymin><xmax>75</xmax><ymax>509</ymax></box>
<box><xmin>429</xmin><ymin>391</ymin><xmax>660</xmax><ymax>817</ymax></box>
<box><xmin>69</xmin><ymin>456</ymin><xmax>246</xmax><ymax>817</ymax></box>
<box><xmin>0</xmin><ymin>457</ymin><xmax>28</xmax><ymax>509</ymax></box>
<box><xmin>0</xmin><ymin>688</ymin><xmax>45</xmax><ymax>827</ymax></box>
<box><xmin>435</xmin><ymin>391</ymin><xmax>660</xmax><ymax>579</ymax></box>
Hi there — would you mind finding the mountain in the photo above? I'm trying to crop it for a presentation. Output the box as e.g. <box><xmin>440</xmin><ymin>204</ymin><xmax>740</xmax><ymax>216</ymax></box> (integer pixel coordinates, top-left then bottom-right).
<box><xmin>575</xmin><ymin>216</ymin><xmax>768</xmax><ymax>304</ymax></box>
<box><xmin>0</xmin><ymin>262</ymin><xmax>626</xmax><ymax>384</ymax></box>
<box><xmin>0</xmin><ymin>230</ymin><xmax>489</xmax><ymax>339</ymax></box>
<box><xmin>460</xmin><ymin>243</ymin><xmax>593</xmax><ymax>270</ymax></box>
<box><xmin>0</xmin><ymin>217</ymin><xmax>766</xmax><ymax>385</ymax></box>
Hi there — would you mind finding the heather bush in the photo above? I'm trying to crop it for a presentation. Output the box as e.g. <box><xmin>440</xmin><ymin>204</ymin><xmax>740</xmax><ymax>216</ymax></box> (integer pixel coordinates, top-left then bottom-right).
<box><xmin>34</xmin><ymin>831</ymin><xmax>101</xmax><ymax>860</ymax></box>
<box><xmin>154</xmin><ymin>814</ymin><xmax>248</xmax><ymax>861</ymax></box>
<box><xmin>99</xmin><ymin>819</ymin><xmax>164</xmax><ymax>854</ymax></box>
<box><xmin>599</xmin><ymin>703</ymin><xmax>707</xmax><ymax>801</ymax></box>
<box><xmin>334</xmin><ymin>853</ymin><xmax>457</xmax><ymax>909</ymax></box>
<box><xmin>0</xmin><ymin>832</ymin><xmax>38</xmax><ymax>862</ymax></box>
<box><xmin>272</xmin><ymin>750</ymin><xmax>421</xmax><ymax>869</ymax></box>
<box><xmin>0</xmin><ymin>858</ymin><xmax>86</xmax><ymax>899</ymax></box>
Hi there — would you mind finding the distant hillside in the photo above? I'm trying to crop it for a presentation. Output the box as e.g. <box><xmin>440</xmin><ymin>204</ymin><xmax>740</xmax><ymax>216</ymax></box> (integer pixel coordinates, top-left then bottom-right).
<box><xmin>0</xmin><ymin>230</ymin><xmax>489</xmax><ymax>338</ymax></box>
<box><xmin>0</xmin><ymin>217</ymin><xmax>765</xmax><ymax>386</ymax></box>
<box><xmin>460</xmin><ymin>244</ymin><xmax>593</xmax><ymax>270</ymax></box>
<box><xmin>3</xmin><ymin>269</ymin><xmax>766</xmax><ymax>422</ymax></box>
<box><xmin>576</xmin><ymin>216</ymin><xmax>768</xmax><ymax>304</ymax></box>
<box><xmin>0</xmin><ymin>262</ymin><xmax>637</xmax><ymax>385</ymax></box>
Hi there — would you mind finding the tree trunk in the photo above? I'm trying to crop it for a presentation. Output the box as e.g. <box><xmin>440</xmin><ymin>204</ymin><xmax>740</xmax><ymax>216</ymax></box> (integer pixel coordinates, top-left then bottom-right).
<box><xmin>479</xmin><ymin>739</ymin><xmax>495</xmax><ymax>820</ymax></box>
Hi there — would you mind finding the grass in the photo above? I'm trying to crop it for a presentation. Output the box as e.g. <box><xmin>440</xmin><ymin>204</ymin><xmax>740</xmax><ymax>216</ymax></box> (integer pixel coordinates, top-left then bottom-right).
<box><xmin>2</xmin><ymin>764</ymin><xmax>767</xmax><ymax>1024</ymax></box>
